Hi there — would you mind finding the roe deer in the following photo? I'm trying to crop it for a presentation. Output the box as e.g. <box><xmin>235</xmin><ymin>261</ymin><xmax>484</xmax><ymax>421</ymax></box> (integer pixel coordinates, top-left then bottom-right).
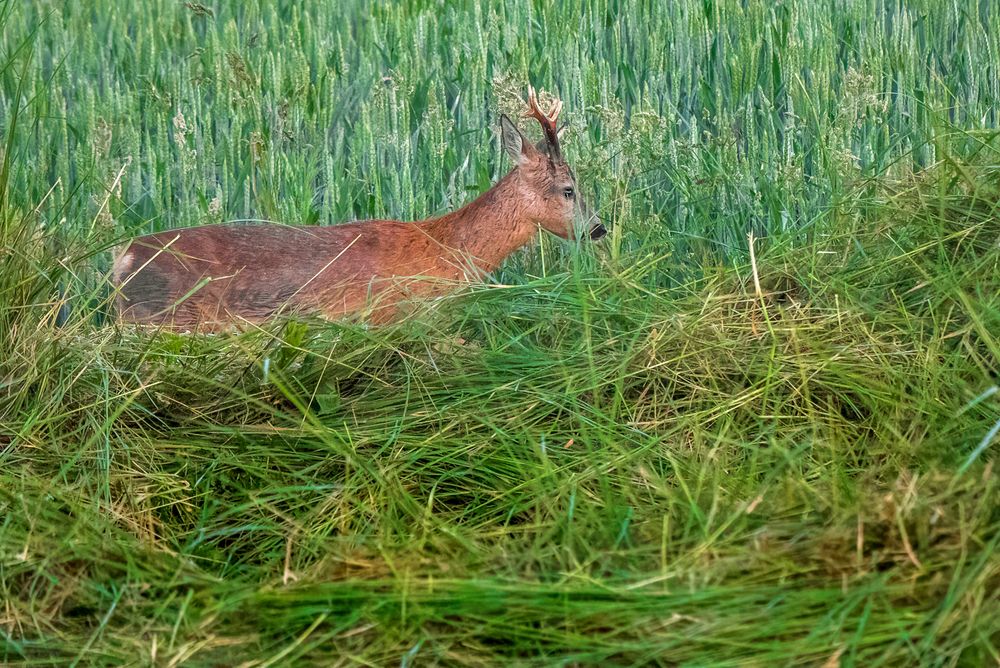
<box><xmin>112</xmin><ymin>87</ymin><xmax>605</xmax><ymax>328</ymax></box>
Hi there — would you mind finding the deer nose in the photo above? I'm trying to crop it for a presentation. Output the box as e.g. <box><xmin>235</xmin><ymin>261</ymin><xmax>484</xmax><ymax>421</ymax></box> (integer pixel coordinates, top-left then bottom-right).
<box><xmin>589</xmin><ymin>223</ymin><xmax>607</xmax><ymax>241</ymax></box>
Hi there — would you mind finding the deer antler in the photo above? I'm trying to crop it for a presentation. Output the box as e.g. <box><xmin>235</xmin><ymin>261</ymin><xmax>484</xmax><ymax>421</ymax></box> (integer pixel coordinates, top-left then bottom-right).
<box><xmin>523</xmin><ymin>84</ymin><xmax>563</xmax><ymax>161</ymax></box>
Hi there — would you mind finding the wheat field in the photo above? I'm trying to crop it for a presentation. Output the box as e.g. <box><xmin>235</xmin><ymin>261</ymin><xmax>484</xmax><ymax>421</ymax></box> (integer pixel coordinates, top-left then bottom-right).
<box><xmin>1</xmin><ymin>1</ymin><xmax>998</xmax><ymax>665</ymax></box>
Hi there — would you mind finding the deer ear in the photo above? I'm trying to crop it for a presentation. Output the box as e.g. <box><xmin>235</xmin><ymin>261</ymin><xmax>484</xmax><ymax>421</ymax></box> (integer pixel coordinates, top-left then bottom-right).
<box><xmin>532</xmin><ymin>123</ymin><xmax>569</xmax><ymax>159</ymax></box>
<box><xmin>536</xmin><ymin>124</ymin><xmax>568</xmax><ymax>155</ymax></box>
<box><xmin>500</xmin><ymin>114</ymin><xmax>531</xmax><ymax>165</ymax></box>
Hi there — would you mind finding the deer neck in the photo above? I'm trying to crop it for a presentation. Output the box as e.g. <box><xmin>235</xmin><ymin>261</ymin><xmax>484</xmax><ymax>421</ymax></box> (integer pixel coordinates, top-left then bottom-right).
<box><xmin>421</xmin><ymin>170</ymin><xmax>537</xmax><ymax>274</ymax></box>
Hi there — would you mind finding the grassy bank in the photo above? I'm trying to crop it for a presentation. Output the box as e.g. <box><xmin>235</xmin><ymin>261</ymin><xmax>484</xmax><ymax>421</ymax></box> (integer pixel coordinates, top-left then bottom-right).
<box><xmin>1</xmin><ymin>0</ymin><xmax>998</xmax><ymax>664</ymax></box>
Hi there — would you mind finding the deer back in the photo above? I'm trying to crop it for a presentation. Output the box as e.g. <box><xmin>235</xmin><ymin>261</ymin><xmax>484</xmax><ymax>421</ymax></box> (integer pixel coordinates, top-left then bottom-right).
<box><xmin>112</xmin><ymin>221</ymin><xmax>462</xmax><ymax>327</ymax></box>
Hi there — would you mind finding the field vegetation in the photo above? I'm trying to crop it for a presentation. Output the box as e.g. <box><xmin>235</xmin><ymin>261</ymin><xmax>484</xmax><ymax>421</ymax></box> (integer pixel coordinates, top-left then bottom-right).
<box><xmin>1</xmin><ymin>0</ymin><xmax>998</xmax><ymax>664</ymax></box>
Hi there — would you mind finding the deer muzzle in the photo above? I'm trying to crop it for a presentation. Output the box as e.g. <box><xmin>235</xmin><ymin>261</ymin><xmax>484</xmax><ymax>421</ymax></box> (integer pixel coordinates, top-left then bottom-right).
<box><xmin>589</xmin><ymin>222</ymin><xmax>607</xmax><ymax>240</ymax></box>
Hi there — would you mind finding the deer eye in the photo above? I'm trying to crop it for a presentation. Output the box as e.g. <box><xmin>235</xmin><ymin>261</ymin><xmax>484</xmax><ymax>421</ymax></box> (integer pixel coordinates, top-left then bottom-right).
<box><xmin>562</xmin><ymin>186</ymin><xmax>575</xmax><ymax>200</ymax></box>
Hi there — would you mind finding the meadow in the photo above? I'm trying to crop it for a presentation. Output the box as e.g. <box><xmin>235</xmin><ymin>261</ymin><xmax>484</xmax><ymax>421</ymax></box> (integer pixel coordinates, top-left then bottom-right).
<box><xmin>1</xmin><ymin>0</ymin><xmax>998</xmax><ymax>664</ymax></box>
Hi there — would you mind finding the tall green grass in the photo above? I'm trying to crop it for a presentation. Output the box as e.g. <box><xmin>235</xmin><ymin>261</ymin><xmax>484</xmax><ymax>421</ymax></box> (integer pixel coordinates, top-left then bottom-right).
<box><xmin>1</xmin><ymin>0</ymin><xmax>998</xmax><ymax>664</ymax></box>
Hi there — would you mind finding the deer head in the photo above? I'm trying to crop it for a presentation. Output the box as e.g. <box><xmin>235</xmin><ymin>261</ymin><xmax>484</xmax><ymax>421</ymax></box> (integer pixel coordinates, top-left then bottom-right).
<box><xmin>499</xmin><ymin>86</ymin><xmax>606</xmax><ymax>242</ymax></box>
